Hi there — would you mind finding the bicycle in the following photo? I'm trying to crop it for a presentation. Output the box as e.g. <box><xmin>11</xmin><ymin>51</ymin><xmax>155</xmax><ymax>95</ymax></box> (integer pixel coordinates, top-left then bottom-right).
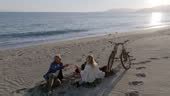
<box><xmin>106</xmin><ymin>40</ymin><xmax>132</xmax><ymax>73</ymax></box>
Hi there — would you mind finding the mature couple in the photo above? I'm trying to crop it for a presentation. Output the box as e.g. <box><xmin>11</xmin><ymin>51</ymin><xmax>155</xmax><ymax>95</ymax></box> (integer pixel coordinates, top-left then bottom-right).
<box><xmin>43</xmin><ymin>54</ymin><xmax>105</xmax><ymax>93</ymax></box>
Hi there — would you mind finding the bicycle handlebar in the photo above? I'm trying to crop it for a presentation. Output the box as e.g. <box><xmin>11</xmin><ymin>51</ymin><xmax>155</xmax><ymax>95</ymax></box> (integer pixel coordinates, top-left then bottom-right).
<box><xmin>108</xmin><ymin>40</ymin><xmax>129</xmax><ymax>45</ymax></box>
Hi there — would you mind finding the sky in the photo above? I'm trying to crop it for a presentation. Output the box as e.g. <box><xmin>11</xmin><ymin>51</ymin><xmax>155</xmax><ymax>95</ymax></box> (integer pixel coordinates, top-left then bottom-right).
<box><xmin>0</xmin><ymin>0</ymin><xmax>170</xmax><ymax>12</ymax></box>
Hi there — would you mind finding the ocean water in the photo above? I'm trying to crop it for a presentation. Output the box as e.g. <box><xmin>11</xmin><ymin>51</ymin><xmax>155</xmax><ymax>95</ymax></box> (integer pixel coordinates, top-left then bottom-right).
<box><xmin>0</xmin><ymin>12</ymin><xmax>170</xmax><ymax>49</ymax></box>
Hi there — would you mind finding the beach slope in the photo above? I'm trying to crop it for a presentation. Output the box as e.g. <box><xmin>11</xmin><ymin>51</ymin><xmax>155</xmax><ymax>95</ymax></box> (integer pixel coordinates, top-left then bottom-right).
<box><xmin>1</xmin><ymin>27</ymin><xmax>170</xmax><ymax>96</ymax></box>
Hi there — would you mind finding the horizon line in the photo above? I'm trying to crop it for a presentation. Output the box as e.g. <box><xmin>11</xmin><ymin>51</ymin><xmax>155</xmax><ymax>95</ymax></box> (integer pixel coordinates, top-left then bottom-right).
<box><xmin>0</xmin><ymin>5</ymin><xmax>169</xmax><ymax>13</ymax></box>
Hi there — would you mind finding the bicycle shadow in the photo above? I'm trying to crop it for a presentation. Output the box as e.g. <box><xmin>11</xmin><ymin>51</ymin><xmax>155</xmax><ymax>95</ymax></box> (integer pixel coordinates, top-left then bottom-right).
<box><xmin>97</xmin><ymin>70</ymin><xmax>127</xmax><ymax>96</ymax></box>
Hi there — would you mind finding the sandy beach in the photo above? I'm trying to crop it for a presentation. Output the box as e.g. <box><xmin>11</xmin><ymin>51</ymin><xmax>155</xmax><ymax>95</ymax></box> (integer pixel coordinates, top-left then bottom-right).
<box><xmin>1</xmin><ymin>27</ymin><xmax>170</xmax><ymax>96</ymax></box>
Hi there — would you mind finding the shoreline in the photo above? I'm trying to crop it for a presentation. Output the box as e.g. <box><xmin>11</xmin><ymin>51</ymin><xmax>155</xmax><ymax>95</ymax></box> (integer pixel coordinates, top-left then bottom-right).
<box><xmin>0</xmin><ymin>25</ymin><xmax>169</xmax><ymax>51</ymax></box>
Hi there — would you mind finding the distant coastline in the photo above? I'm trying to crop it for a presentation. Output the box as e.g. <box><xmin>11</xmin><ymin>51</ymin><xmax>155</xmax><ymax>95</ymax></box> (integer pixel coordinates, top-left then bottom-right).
<box><xmin>106</xmin><ymin>5</ymin><xmax>170</xmax><ymax>13</ymax></box>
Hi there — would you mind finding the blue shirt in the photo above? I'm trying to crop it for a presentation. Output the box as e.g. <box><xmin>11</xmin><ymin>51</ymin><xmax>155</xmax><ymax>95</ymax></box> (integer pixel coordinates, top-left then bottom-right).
<box><xmin>44</xmin><ymin>62</ymin><xmax>64</xmax><ymax>80</ymax></box>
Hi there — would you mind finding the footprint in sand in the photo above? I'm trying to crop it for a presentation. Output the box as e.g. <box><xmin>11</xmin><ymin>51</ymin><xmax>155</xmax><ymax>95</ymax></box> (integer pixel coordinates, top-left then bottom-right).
<box><xmin>89</xmin><ymin>51</ymin><xmax>93</xmax><ymax>54</ymax></box>
<box><xmin>133</xmin><ymin>60</ymin><xmax>151</xmax><ymax>65</ymax></box>
<box><xmin>162</xmin><ymin>56</ymin><xmax>170</xmax><ymax>59</ymax></box>
<box><xmin>102</xmin><ymin>47</ymin><xmax>106</xmax><ymax>51</ymax></box>
<box><xmin>129</xmin><ymin>81</ymin><xmax>144</xmax><ymax>86</ymax></box>
<box><xmin>136</xmin><ymin>67</ymin><xmax>146</xmax><ymax>70</ymax></box>
<box><xmin>82</xmin><ymin>54</ymin><xmax>86</xmax><ymax>57</ymax></box>
<box><xmin>149</xmin><ymin>57</ymin><xmax>160</xmax><ymax>60</ymax></box>
<box><xmin>18</xmin><ymin>52</ymin><xmax>24</xmax><ymax>56</ymax></box>
<box><xmin>97</xmin><ymin>56</ymin><xmax>100</xmax><ymax>59</ymax></box>
<box><xmin>125</xmin><ymin>91</ymin><xmax>139</xmax><ymax>96</ymax></box>
<box><xmin>131</xmin><ymin>58</ymin><xmax>136</xmax><ymax>61</ymax></box>
<box><xmin>136</xmin><ymin>73</ymin><xmax>146</xmax><ymax>78</ymax></box>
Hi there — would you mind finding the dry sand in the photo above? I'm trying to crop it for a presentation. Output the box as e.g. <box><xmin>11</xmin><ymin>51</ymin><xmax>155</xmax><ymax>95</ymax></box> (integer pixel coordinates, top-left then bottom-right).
<box><xmin>1</xmin><ymin>27</ymin><xmax>170</xmax><ymax>96</ymax></box>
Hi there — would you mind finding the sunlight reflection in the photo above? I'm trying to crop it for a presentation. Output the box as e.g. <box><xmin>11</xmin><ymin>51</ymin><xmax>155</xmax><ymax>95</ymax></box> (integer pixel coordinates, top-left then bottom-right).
<box><xmin>150</xmin><ymin>12</ymin><xmax>163</xmax><ymax>26</ymax></box>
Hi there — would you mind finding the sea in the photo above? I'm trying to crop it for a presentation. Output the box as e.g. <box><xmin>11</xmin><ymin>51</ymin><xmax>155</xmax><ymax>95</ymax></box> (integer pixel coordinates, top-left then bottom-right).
<box><xmin>0</xmin><ymin>12</ymin><xmax>169</xmax><ymax>49</ymax></box>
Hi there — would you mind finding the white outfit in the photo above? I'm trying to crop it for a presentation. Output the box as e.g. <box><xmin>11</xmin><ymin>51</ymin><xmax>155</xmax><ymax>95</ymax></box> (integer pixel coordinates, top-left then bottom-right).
<box><xmin>80</xmin><ymin>63</ymin><xmax>105</xmax><ymax>83</ymax></box>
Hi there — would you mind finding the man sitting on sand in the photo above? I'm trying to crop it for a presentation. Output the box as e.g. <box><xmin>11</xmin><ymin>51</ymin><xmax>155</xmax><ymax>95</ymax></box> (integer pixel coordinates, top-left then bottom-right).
<box><xmin>77</xmin><ymin>55</ymin><xmax>105</xmax><ymax>87</ymax></box>
<box><xmin>43</xmin><ymin>54</ymin><xmax>69</xmax><ymax>92</ymax></box>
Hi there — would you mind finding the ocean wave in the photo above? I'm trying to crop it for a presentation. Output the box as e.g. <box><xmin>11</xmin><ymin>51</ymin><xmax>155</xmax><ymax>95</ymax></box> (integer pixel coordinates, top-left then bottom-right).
<box><xmin>0</xmin><ymin>29</ymin><xmax>88</xmax><ymax>38</ymax></box>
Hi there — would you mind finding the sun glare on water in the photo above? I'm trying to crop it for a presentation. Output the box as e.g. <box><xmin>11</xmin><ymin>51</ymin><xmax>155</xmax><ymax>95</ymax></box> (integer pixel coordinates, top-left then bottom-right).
<box><xmin>150</xmin><ymin>12</ymin><xmax>163</xmax><ymax>26</ymax></box>
<box><xmin>148</xmin><ymin>0</ymin><xmax>168</xmax><ymax>27</ymax></box>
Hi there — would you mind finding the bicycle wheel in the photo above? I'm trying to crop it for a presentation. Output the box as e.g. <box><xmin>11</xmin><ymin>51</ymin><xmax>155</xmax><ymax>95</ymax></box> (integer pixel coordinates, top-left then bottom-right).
<box><xmin>107</xmin><ymin>51</ymin><xmax>115</xmax><ymax>71</ymax></box>
<box><xmin>120</xmin><ymin>52</ymin><xmax>131</xmax><ymax>70</ymax></box>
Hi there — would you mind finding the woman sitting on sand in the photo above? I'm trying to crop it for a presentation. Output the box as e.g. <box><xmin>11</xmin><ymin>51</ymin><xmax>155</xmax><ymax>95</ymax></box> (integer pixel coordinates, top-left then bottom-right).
<box><xmin>43</xmin><ymin>54</ymin><xmax>69</xmax><ymax>92</ymax></box>
<box><xmin>78</xmin><ymin>55</ymin><xmax>105</xmax><ymax>86</ymax></box>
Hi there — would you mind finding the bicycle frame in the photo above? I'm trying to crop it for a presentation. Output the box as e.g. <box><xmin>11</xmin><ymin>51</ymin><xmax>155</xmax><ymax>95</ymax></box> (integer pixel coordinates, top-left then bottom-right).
<box><xmin>107</xmin><ymin>40</ymin><xmax>129</xmax><ymax>72</ymax></box>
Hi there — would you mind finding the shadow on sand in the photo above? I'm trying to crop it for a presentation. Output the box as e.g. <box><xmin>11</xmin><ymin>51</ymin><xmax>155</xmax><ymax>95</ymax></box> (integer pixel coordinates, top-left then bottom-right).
<box><xmin>13</xmin><ymin>66</ymin><xmax>127</xmax><ymax>96</ymax></box>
